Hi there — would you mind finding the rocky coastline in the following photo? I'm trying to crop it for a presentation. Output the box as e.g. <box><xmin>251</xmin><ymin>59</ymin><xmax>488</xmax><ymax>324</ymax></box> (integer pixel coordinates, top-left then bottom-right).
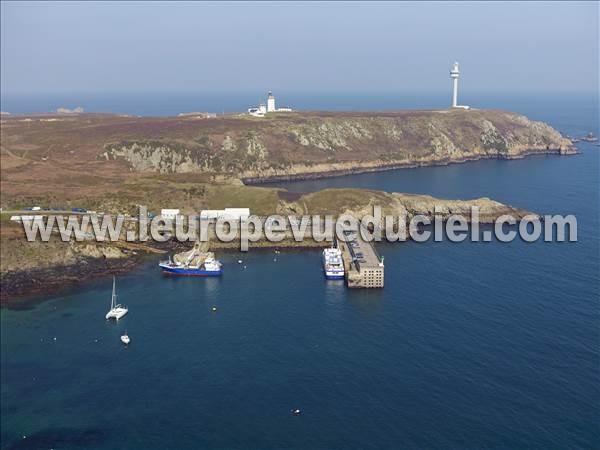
<box><xmin>1</xmin><ymin>256</ymin><xmax>143</xmax><ymax>309</ymax></box>
<box><xmin>0</xmin><ymin>235</ymin><xmax>188</xmax><ymax>305</ymax></box>
<box><xmin>0</xmin><ymin>108</ymin><xmax>574</xmax><ymax>304</ymax></box>
<box><xmin>242</xmin><ymin>148</ymin><xmax>576</xmax><ymax>184</ymax></box>
<box><xmin>0</xmin><ymin>190</ymin><xmax>535</xmax><ymax>303</ymax></box>
<box><xmin>0</xmin><ymin>238</ymin><xmax>335</xmax><ymax>305</ymax></box>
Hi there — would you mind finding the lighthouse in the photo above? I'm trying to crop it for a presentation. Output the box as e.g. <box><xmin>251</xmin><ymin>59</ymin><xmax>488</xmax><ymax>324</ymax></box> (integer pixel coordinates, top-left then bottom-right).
<box><xmin>450</xmin><ymin>62</ymin><xmax>460</xmax><ymax>108</ymax></box>
<box><xmin>267</xmin><ymin>91</ymin><xmax>276</xmax><ymax>112</ymax></box>
<box><xmin>247</xmin><ymin>91</ymin><xmax>293</xmax><ymax>117</ymax></box>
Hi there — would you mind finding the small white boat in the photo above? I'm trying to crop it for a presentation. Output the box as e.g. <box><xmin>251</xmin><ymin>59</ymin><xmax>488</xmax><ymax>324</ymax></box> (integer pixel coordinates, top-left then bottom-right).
<box><xmin>121</xmin><ymin>333</ymin><xmax>130</xmax><ymax>345</ymax></box>
<box><xmin>105</xmin><ymin>277</ymin><xmax>128</xmax><ymax>320</ymax></box>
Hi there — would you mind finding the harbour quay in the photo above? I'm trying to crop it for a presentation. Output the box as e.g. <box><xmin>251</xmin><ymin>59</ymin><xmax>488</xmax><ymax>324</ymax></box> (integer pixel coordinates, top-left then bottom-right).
<box><xmin>339</xmin><ymin>228</ymin><xmax>385</xmax><ymax>288</ymax></box>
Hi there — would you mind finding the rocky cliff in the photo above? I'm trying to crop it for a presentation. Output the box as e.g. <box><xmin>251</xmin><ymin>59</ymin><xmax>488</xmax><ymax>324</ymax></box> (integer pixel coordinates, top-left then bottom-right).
<box><xmin>103</xmin><ymin>109</ymin><xmax>574</xmax><ymax>181</ymax></box>
<box><xmin>0</xmin><ymin>108</ymin><xmax>571</xmax><ymax>303</ymax></box>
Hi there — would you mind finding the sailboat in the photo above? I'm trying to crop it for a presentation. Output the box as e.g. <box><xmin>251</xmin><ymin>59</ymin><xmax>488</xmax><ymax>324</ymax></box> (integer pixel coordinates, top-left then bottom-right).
<box><xmin>105</xmin><ymin>276</ymin><xmax>128</xmax><ymax>320</ymax></box>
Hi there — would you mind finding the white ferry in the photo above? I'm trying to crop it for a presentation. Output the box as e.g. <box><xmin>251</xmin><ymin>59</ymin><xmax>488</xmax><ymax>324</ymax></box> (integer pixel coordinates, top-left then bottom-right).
<box><xmin>323</xmin><ymin>246</ymin><xmax>345</xmax><ymax>280</ymax></box>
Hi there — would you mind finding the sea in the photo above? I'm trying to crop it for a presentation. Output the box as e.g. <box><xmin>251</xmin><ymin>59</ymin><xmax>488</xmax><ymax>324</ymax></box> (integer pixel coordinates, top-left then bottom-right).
<box><xmin>1</xmin><ymin>93</ymin><xmax>598</xmax><ymax>450</ymax></box>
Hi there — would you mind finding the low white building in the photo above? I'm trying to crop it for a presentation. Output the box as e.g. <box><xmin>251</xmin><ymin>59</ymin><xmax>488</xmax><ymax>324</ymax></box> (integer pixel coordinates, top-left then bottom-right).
<box><xmin>200</xmin><ymin>208</ymin><xmax>250</xmax><ymax>221</ymax></box>
<box><xmin>223</xmin><ymin>208</ymin><xmax>250</xmax><ymax>220</ymax></box>
<box><xmin>248</xmin><ymin>104</ymin><xmax>267</xmax><ymax>117</ymax></box>
<box><xmin>11</xmin><ymin>215</ymin><xmax>44</xmax><ymax>224</ymax></box>
<box><xmin>200</xmin><ymin>210</ymin><xmax>222</xmax><ymax>220</ymax></box>
<box><xmin>160</xmin><ymin>208</ymin><xmax>181</xmax><ymax>220</ymax></box>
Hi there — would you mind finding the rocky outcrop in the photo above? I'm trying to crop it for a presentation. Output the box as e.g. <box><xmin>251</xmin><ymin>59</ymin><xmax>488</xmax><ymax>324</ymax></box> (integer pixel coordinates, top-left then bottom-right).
<box><xmin>290</xmin><ymin>188</ymin><xmax>532</xmax><ymax>223</ymax></box>
<box><xmin>72</xmin><ymin>243</ymin><xmax>128</xmax><ymax>259</ymax></box>
<box><xmin>104</xmin><ymin>140</ymin><xmax>219</xmax><ymax>173</ymax></box>
<box><xmin>0</xmin><ymin>236</ymin><xmax>178</xmax><ymax>302</ymax></box>
<box><xmin>390</xmin><ymin>193</ymin><xmax>532</xmax><ymax>223</ymax></box>
<box><xmin>105</xmin><ymin>131</ymin><xmax>272</xmax><ymax>174</ymax></box>
<box><xmin>102</xmin><ymin>109</ymin><xmax>574</xmax><ymax>181</ymax></box>
<box><xmin>0</xmin><ymin>240</ymin><xmax>128</xmax><ymax>274</ymax></box>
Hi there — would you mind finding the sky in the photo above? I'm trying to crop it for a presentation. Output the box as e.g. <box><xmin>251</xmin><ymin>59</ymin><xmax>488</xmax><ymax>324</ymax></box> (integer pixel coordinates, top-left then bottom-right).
<box><xmin>1</xmin><ymin>1</ymin><xmax>598</xmax><ymax>96</ymax></box>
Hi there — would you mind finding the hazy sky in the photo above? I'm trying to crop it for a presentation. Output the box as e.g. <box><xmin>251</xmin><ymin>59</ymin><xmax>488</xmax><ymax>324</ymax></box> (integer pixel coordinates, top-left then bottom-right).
<box><xmin>1</xmin><ymin>1</ymin><xmax>598</xmax><ymax>95</ymax></box>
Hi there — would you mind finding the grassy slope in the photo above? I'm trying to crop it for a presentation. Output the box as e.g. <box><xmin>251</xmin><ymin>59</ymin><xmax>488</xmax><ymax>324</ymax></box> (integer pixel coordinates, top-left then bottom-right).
<box><xmin>1</xmin><ymin>109</ymin><xmax>572</xmax><ymax>209</ymax></box>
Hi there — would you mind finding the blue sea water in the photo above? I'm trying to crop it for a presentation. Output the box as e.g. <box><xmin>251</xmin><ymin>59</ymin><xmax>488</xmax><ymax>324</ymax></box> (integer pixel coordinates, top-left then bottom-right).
<box><xmin>1</xmin><ymin>94</ymin><xmax>599</xmax><ymax>449</ymax></box>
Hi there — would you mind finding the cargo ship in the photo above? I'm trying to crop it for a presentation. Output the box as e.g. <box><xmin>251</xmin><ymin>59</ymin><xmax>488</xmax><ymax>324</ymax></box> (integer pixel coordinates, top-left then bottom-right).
<box><xmin>323</xmin><ymin>246</ymin><xmax>345</xmax><ymax>280</ymax></box>
<box><xmin>159</xmin><ymin>245</ymin><xmax>222</xmax><ymax>276</ymax></box>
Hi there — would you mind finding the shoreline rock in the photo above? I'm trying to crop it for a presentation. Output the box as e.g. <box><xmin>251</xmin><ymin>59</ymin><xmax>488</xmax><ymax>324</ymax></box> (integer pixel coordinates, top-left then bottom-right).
<box><xmin>242</xmin><ymin>149</ymin><xmax>577</xmax><ymax>184</ymax></box>
<box><xmin>0</xmin><ymin>256</ymin><xmax>143</xmax><ymax>309</ymax></box>
<box><xmin>0</xmin><ymin>190</ymin><xmax>536</xmax><ymax>304</ymax></box>
<box><xmin>0</xmin><ymin>238</ymin><xmax>186</xmax><ymax>305</ymax></box>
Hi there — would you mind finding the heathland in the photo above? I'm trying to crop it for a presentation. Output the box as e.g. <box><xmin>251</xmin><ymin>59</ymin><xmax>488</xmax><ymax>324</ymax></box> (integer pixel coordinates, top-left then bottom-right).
<box><xmin>0</xmin><ymin>109</ymin><xmax>574</xmax><ymax>299</ymax></box>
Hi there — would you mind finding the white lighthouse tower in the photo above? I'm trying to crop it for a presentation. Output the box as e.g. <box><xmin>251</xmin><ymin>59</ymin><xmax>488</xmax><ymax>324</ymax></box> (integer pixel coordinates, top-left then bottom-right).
<box><xmin>267</xmin><ymin>91</ymin><xmax>276</xmax><ymax>112</ymax></box>
<box><xmin>450</xmin><ymin>62</ymin><xmax>460</xmax><ymax>108</ymax></box>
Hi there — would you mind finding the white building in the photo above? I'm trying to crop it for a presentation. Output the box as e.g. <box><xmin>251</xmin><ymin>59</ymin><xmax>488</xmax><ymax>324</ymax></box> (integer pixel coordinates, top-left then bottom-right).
<box><xmin>248</xmin><ymin>104</ymin><xmax>267</xmax><ymax>117</ymax></box>
<box><xmin>248</xmin><ymin>107</ymin><xmax>263</xmax><ymax>117</ymax></box>
<box><xmin>200</xmin><ymin>208</ymin><xmax>250</xmax><ymax>221</ymax></box>
<box><xmin>223</xmin><ymin>208</ymin><xmax>250</xmax><ymax>220</ymax></box>
<box><xmin>11</xmin><ymin>215</ymin><xmax>39</xmax><ymax>223</ymax></box>
<box><xmin>248</xmin><ymin>91</ymin><xmax>293</xmax><ymax>117</ymax></box>
<box><xmin>160</xmin><ymin>208</ymin><xmax>181</xmax><ymax>220</ymax></box>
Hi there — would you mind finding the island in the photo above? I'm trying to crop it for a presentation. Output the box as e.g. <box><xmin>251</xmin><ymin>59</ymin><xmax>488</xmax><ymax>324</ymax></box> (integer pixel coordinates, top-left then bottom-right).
<box><xmin>0</xmin><ymin>109</ymin><xmax>574</xmax><ymax>301</ymax></box>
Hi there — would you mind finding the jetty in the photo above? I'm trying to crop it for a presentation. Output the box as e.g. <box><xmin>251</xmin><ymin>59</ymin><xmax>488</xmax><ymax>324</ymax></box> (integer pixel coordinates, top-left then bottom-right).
<box><xmin>339</xmin><ymin>228</ymin><xmax>384</xmax><ymax>288</ymax></box>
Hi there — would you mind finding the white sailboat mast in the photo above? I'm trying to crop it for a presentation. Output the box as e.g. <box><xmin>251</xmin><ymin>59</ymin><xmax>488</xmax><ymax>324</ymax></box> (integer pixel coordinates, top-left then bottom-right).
<box><xmin>111</xmin><ymin>276</ymin><xmax>117</xmax><ymax>309</ymax></box>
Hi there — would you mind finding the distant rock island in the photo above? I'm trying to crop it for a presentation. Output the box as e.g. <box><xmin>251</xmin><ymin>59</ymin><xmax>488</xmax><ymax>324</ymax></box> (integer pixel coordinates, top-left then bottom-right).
<box><xmin>56</xmin><ymin>106</ymin><xmax>84</xmax><ymax>114</ymax></box>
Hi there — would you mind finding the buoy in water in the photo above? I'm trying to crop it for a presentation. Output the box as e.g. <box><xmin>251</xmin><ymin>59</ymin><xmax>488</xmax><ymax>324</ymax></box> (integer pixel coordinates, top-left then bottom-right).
<box><xmin>292</xmin><ymin>409</ymin><xmax>301</xmax><ymax>415</ymax></box>
<box><xmin>238</xmin><ymin>260</ymin><xmax>243</xmax><ymax>264</ymax></box>
<box><xmin>212</xmin><ymin>307</ymin><xmax>217</xmax><ymax>312</ymax></box>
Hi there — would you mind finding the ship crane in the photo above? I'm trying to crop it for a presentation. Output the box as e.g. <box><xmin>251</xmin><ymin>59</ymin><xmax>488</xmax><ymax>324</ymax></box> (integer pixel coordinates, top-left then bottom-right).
<box><xmin>184</xmin><ymin>247</ymin><xmax>197</xmax><ymax>267</ymax></box>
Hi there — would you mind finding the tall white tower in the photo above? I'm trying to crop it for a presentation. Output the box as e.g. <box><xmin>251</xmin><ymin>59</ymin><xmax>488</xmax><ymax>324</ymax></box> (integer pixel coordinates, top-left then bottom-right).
<box><xmin>267</xmin><ymin>91</ymin><xmax>276</xmax><ymax>112</ymax></box>
<box><xmin>450</xmin><ymin>62</ymin><xmax>460</xmax><ymax>108</ymax></box>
